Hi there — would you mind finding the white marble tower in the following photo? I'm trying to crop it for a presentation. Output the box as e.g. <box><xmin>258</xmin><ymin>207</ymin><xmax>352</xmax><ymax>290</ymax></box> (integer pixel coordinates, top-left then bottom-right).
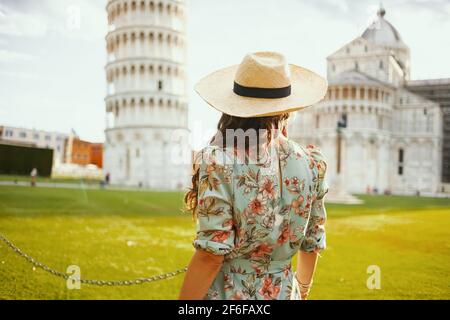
<box><xmin>104</xmin><ymin>0</ymin><xmax>190</xmax><ymax>189</ymax></box>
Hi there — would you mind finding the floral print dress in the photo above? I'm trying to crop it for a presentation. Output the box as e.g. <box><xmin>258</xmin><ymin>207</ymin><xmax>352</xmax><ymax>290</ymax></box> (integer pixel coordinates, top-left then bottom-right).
<box><xmin>192</xmin><ymin>136</ymin><xmax>328</xmax><ymax>300</ymax></box>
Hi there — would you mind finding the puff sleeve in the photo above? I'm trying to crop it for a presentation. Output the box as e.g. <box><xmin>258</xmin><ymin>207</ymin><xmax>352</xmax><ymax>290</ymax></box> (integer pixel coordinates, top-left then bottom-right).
<box><xmin>192</xmin><ymin>146</ymin><xmax>235</xmax><ymax>256</ymax></box>
<box><xmin>300</xmin><ymin>145</ymin><xmax>329</xmax><ymax>253</ymax></box>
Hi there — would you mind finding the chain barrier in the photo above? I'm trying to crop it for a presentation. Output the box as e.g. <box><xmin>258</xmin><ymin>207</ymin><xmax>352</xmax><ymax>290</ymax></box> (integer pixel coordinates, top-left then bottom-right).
<box><xmin>0</xmin><ymin>233</ymin><xmax>187</xmax><ymax>286</ymax></box>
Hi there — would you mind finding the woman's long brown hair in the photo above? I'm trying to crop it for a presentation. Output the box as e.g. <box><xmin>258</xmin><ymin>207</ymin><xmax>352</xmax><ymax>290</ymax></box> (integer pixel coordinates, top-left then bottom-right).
<box><xmin>183</xmin><ymin>112</ymin><xmax>290</xmax><ymax>215</ymax></box>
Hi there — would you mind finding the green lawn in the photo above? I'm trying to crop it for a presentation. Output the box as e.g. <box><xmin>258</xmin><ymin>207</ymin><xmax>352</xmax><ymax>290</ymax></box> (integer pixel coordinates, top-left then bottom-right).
<box><xmin>0</xmin><ymin>174</ymin><xmax>102</xmax><ymax>185</ymax></box>
<box><xmin>0</xmin><ymin>185</ymin><xmax>449</xmax><ymax>299</ymax></box>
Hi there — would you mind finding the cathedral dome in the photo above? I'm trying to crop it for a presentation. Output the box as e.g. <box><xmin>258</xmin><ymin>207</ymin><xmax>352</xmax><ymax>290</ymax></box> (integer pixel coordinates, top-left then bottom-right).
<box><xmin>361</xmin><ymin>6</ymin><xmax>406</xmax><ymax>48</ymax></box>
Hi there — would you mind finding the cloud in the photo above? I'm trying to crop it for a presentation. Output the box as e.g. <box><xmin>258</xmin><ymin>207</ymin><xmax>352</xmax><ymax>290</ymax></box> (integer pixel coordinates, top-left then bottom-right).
<box><xmin>0</xmin><ymin>49</ymin><xmax>36</xmax><ymax>62</ymax></box>
<box><xmin>306</xmin><ymin>0</ymin><xmax>450</xmax><ymax>20</ymax></box>
<box><xmin>0</xmin><ymin>70</ymin><xmax>39</xmax><ymax>79</ymax></box>
<box><xmin>0</xmin><ymin>0</ymin><xmax>106</xmax><ymax>40</ymax></box>
<box><xmin>0</xmin><ymin>5</ymin><xmax>48</xmax><ymax>37</ymax></box>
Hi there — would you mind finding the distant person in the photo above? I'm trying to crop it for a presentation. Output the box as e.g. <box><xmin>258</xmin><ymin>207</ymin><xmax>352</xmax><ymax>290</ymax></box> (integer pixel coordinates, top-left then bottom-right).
<box><xmin>30</xmin><ymin>167</ymin><xmax>38</xmax><ymax>187</ymax></box>
<box><xmin>180</xmin><ymin>52</ymin><xmax>328</xmax><ymax>300</ymax></box>
<box><xmin>105</xmin><ymin>172</ymin><xmax>110</xmax><ymax>185</ymax></box>
<box><xmin>366</xmin><ymin>185</ymin><xmax>372</xmax><ymax>194</ymax></box>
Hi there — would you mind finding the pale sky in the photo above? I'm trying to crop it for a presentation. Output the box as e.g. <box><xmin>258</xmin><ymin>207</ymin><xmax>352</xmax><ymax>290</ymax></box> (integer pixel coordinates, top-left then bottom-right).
<box><xmin>0</xmin><ymin>0</ymin><xmax>449</xmax><ymax>146</ymax></box>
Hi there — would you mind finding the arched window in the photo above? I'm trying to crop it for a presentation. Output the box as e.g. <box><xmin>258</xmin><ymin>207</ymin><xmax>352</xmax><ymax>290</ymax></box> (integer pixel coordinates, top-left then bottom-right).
<box><xmin>398</xmin><ymin>148</ymin><xmax>404</xmax><ymax>175</ymax></box>
<box><xmin>131</xmin><ymin>1</ymin><xmax>137</xmax><ymax>11</ymax></box>
<box><xmin>379</xmin><ymin>60</ymin><xmax>384</xmax><ymax>69</ymax></box>
<box><xmin>343</xmin><ymin>87</ymin><xmax>349</xmax><ymax>99</ymax></box>
<box><xmin>158</xmin><ymin>80</ymin><xmax>163</xmax><ymax>91</ymax></box>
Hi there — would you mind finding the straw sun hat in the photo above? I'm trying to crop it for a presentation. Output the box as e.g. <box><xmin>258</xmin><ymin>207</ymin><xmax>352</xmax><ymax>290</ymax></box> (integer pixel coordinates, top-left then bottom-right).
<box><xmin>195</xmin><ymin>51</ymin><xmax>328</xmax><ymax>118</ymax></box>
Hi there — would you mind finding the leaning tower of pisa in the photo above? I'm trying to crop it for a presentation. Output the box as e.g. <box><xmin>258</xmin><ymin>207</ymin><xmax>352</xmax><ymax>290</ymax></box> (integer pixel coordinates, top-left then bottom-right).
<box><xmin>104</xmin><ymin>0</ymin><xmax>189</xmax><ymax>189</ymax></box>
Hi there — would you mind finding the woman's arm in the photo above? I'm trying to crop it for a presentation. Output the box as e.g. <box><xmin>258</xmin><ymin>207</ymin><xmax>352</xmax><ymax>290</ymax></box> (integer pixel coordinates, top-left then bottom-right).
<box><xmin>296</xmin><ymin>251</ymin><xmax>319</xmax><ymax>300</ymax></box>
<box><xmin>179</xmin><ymin>249</ymin><xmax>224</xmax><ymax>300</ymax></box>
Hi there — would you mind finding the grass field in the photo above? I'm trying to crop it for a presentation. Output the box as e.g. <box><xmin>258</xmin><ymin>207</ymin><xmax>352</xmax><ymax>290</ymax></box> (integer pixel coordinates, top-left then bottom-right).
<box><xmin>0</xmin><ymin>174</ymin><xmax>102</xmax><ymax>185</ymax></box>
<box><xmin>0</xmin><ymin>185</ymin><xmax>449</xmax><ymax>300</ymax></box>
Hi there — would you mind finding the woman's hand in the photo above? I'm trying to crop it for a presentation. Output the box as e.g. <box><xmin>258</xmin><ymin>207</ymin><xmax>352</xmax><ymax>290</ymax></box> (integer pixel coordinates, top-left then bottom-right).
<box><xmin>179</xmin><ymin>249</ymin><xmax>224</xmax><ymax>300</ymax></box>
<box><xmin>296</xmin><ymin>251</ymin><xmax>318</xmax><ymax>300</ymax></box>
